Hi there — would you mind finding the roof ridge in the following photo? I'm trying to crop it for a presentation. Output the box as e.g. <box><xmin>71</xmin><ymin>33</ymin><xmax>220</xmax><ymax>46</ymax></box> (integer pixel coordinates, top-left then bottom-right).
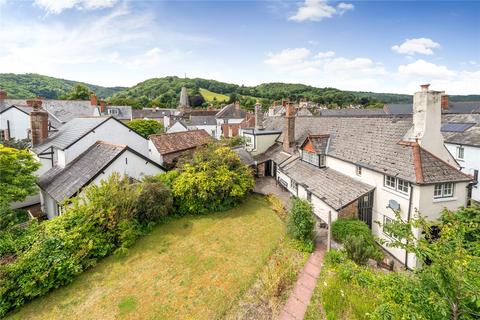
<box><xmin>95</xmin><ymin>140</ymin><xmax>127</xmax><ymax>148</ymax></box>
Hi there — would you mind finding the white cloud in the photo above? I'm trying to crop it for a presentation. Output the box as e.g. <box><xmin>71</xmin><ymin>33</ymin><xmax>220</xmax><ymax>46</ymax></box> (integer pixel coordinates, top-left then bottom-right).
<box><xmin>314</xmin><ymin>51</ymin><xmax>335</xmax><ymax>59</ymax></box>
<box><xmin>398</xmin><ymin>59</ymin><xmax>455</xmax><ymax>78</ymax></box>
<box><xmin>392</xmin><ymin>38</ymin><xmax>440</xmax><ymax>55</ymax></box>
<box><xmin>337</xmin><ymin>2</ymin><xmax>354</xmax><ymax>15</ymax></box>
<box><xmin>265</xmin><ymin>48</ymin><xmax>312</xmax><ymax>66</ymax></box>
<box><xmin>308</xmin><ymin>40</ymin><xmax>320</xmax><ymax>45</ymax></box>
<box><xmin>34</xmin><ymin>0</ymin><xmax>117</xmax><ymax>14</ymax></box>
<box><xmin>289</xmin><ymin>0</ymin><xmax>354</xmax><ymax>22</ymax></box>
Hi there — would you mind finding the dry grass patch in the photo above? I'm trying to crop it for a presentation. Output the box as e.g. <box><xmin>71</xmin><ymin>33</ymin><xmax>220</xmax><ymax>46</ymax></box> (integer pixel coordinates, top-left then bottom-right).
<box><xmin>6</xmin><ymin>195</ymin><xmax>284</xmax><ymax>320</ymax></box>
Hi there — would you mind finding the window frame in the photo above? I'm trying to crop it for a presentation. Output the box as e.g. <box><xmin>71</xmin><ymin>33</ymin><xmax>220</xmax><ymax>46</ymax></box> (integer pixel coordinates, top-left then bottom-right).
<box><xmin>433</xmin><ymin>182</ymin><xmax>455</xmax><ymax>199</ymax></box>
<box><xmin>456</xmin><ymin>146</ymin><xmax>464</xmax><ymax>160</ymax></box>
<box><xmin>384</xmin><ymin>175</ymin><xmax>409</xmax><ymax>195</ymax></box>
<box><xmin>382</xmin><ymin>215</ymin><xmax>396</xmax><ymax>239</ymax></box>
<box><xmin>384</xmin><ymin>175</ymin><xmax>397</xmax><ymax>189</ymax></box>
<box><xmin>356</xmin><ymin>165</ymin><xmax>362</xmax><ymax>176</ymax></box>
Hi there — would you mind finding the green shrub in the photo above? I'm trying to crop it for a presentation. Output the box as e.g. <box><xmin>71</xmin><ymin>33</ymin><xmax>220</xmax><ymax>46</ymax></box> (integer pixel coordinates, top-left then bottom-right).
<box><xmin>287</xmin><ymin>198</ymin><xmax>315</xmax><ymax>243</ymax></box>
<box><xmin>0</xmin><ymin>173</ymin><xmax>173</xmax><ymax>316</ymax></box>
<box><xmin>172</xmin><ymin>145</ymin><xmax>254</xmax><ymax>215</ymax></box>
<box><xmin>136</xmin><ymin>182</ymin><xmax>173</xmax><ymax>223</ymax></box>
<box><xmin>344</xmin><ymin>234</ymin><xmax>381</xmax><ymax>265</ymax></box>
<box><xmin>331</xmin><ymin>219</ymin><xmax>372</xmax><ymax>243</ymax></box>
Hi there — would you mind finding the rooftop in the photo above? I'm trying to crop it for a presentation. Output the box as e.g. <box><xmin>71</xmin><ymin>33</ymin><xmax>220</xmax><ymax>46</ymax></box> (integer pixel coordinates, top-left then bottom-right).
<box><xmin>37</xmin><ymin>141</ymin><xmax>127</xmax><ymax>202</ymax></box>
<box><xmin>149</xmin><ymin>129</ymin><xmax>212</xmax><ymax>155</ymax></box>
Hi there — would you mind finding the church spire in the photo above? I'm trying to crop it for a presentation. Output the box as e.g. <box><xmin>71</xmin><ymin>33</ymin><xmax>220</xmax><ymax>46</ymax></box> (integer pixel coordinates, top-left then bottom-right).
<box><xmin>179</xmin><ymin>86</ymin><xmax>190</xmax><ymax>109</ymax></box>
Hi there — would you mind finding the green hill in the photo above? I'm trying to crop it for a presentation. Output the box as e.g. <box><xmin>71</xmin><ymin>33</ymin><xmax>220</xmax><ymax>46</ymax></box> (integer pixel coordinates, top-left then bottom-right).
<box><xmin>199</xmin><ymin>88</ymin><xmax>229</xmax><ymax>102</ymax></box>
<box><xmin>0</xmin><ymin>73</ymin><xmax>125</xmax><ymax>99</ymax></box>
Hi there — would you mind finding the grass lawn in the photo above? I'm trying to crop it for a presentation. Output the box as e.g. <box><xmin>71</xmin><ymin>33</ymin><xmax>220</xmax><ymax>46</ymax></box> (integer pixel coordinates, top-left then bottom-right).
<box><xmin>7</xmin><ymin>195</ymin><xmax>285</xmax><ymax>320</ymax></box>
<box><xmin>199</xmin><ymin>88</ymin><xmax>229</xmax><ymax>102</ymax></box>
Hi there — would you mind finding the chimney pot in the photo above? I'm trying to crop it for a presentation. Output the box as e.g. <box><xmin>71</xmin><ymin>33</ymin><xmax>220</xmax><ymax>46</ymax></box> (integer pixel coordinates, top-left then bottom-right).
<box><xmin>90</xmin><ymin>93</ymin><xmax>98</xmax><ymax>106</ymax></box>
<box><xmin>441</xmin><ymin>93</ymin><xmax>449</xmax><ymax>111</ymax></box>
<box><xmin>420</xmin><ymin>84</ymin><xmax>430</xmax><ymax>92</ymax></box>
<box><xmin>27</xmin><ymin>98</ymin><xmax>43</xmax><ymax>110</ymax></box>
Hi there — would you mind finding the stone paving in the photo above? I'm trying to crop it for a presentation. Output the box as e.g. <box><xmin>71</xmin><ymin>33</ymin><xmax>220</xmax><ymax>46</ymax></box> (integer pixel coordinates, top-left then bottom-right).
<box><xmin>253</xmin><ymin>177</ymin><xmax>292</xmax><ymax>210</ymax></box>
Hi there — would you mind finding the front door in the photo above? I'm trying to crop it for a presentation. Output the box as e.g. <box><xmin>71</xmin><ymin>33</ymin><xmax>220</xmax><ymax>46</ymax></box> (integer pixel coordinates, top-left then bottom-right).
<box><xmin>358</xmin><ymin>191</ymin><xmax>374</xmax><ymax>229</ymax></box>
<box><xmin>265</xmin><ymin>160</ymin><xmax>272</xmax><ymax>177</ymax></box>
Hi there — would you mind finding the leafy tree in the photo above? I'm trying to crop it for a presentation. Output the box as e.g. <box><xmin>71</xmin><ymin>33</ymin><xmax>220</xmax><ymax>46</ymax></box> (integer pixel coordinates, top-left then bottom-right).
<box><xmin>60</xmin><ymin>84</ymin><xmax>91</xmax><ymax>100</ymax></box>
<box><xmin>0</xmin><ymin>144</ymin><xmax>40</xmax><ymax>204</ymax></box>
<box><xmin>172</xmin><ymin>144</ymin><xmax>254</xmax><ymax>214</ymax></box>
<box><xmin>343</xmin><ymin>234</ymin><xmax>382</xmax><ymax>265</ymax></box>
<box><xmin>127</xmin><ymin>119</ymin><xmax>164</xmax><ymax>138</ymax></box>
<box><xmin>380</xmin><ymin>208</ymin><xmax>480</xmax><ymax>320</ymax></box>
<box><xmin>0</xmin><ymin>138</ymin><xmax>30</xmax><ymax>150</ymax></box>
<box><xmin>287</xmin><ymin>198</ymin><xmax>315</xmax><ymax>242</ymax></box>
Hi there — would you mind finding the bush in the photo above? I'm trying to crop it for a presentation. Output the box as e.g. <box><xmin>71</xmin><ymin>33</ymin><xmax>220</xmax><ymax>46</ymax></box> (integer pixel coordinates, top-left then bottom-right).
<box><xmin>344</xmin><ymin>235</ymin><xmax>382</xmax><ymax>265</ymax></box>
<box><xmin>331</xmin><ymin>219</ymin><xmax>382</xmax><ymax>264</ymax></box>
<box><xmin>136</xmin><ymin>182</ymin><xmax>173</xmax><ymax>223</ymax></box>
<box><xmin>287</xmin><ymin>198</ymin><xmax>315</xmax><ymax>243</ymax></box>
<box><xmin>172</xmin><ymin>145</ymin><xmax>254</xmax><ymax>215</ymax></box>
<box><xmin>0</xmin><ymin>173</ymin><xmax>173</xmax><ymax>316</ymax></box>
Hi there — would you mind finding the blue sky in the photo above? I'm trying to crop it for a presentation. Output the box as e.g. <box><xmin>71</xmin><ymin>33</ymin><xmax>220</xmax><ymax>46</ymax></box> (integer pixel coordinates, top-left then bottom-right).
<box><xmin>0</xmin><ymin>0</ymin><xmax>479</xmax><ymax>94</ymax></box>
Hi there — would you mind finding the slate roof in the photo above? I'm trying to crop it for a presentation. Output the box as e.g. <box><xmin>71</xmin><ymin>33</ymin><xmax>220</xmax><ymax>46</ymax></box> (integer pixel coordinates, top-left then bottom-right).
<box><xmin>189</xmin><ymin>115</ymin><xmax>216</xmax><ymax>126</ymax></box>
<box><xmin>302</xmin><ymin>135</ymin><xmax>330</xmax><ymax>154</ymax></box>
<box><xmin>280</xmin><ymin>158</ymin><xmax>375</xmax><ymax>210</ymax></box>
<box><xmin>32</xmin><ymin>117</ymin><xmax>108</xmax><ymax>154</ymax></box>
<box><xmin>263</xmin><ymin>116</ymin><xmax>470</xmax><ymax>184</ymax></box>
<box><xmin>149</xmin><ymin>129</ymin><xmax>212</xmax><ymax>155</ymax></box>
<box><xmin>37</xmin><ymin>142</ymin><xmax>126</xmax><ymax>202</ymax></box>
<box><xmin>132</xmin><ymin>108</ymin><xmax>175</xmax><ymax>119</ymax></box>
<box><xmin>232</xmin><ymin>147</ymin><xmax>255</xmax><ymax>166</ymax></box>
<box><xmin>442</xmin><ymin>114</ymin><xmax>480</xmax><ymax>147</ymax></box>
<box><xmin>254</xmin><ymin>142</ymin><xmax>290</xmax><ymax>164</ymax></box>
<box><xmin>385</xmin><ymin>101</ymin><xmax>480</xmax><ymax>115</ymax></box>
<box><xmin>215</xmin><ymin>103</ymin><xmax>246</xmax><ymax>119</ymax></box>
<box><xmin>103</xmin><ymin>105</ymin><xmax>132</xmax><ymax>121</ymax></box>
<box><xmin>320</xmin><ymin>108</ymin><xmax>386</xmax><ymax>116</ymax></box>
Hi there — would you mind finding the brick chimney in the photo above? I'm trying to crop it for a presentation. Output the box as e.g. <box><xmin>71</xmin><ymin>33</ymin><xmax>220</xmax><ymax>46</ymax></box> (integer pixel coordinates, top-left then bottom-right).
<box><xmin>90</xmin><ymin>93</ymin><xmax>98</xmax><ymax>106</ymax></box>
<box><xmin>441</xmin><ymin>92</ymin><xmax>449</xmax><ymax>111</ymax></box>
<box><xmin>255</xmin><ymin>103</ymin><xmax>264</xmax><ymax>130</ymax></box>
<box><xmin>99</xmin><ymin>100</ymin><xmax>106</xmax><ymax>113</ymax></box>
<box><xmin>30</xmin><ymin>99</ymin><xmax>48</xmax><ymax>146</ymax></box>
<box><xmin>0</xmin><ymin>90</ymin><xmax>6</xmax><ymax>101</ymax></box>
<box><xmin>234</xmin><ymin>100</ymin><xmax>240</xmax><ymax>110</ymax></box>
<box><xmin>282</xmin><ymin>99</ymin><xmax>287</xmax><ymax>107</ymax></box>
<box><xmin>283</xmin><ymin>102</ymin><xmax>296</xmax><ymax>153</ymax></box>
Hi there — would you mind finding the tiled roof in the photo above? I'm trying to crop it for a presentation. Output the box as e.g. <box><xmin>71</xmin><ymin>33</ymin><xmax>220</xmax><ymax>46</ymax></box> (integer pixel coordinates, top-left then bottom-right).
<box><xmin>385</xmin><ymin>101</ymin><xmax>480</xmax><ymax>115</ymax></box>
<box><xmin>281</xmin><ymin>158</ymin><xmax>375</xmax><ymax>210</ymax></box>
<box><xmin>32</xmin><ymin>117</ymin><xmax>108</xmax><ymax>154</ymax></box>
<box><xmin>37</xmin><ymin>142</ymin><xmax>126</xmax><ymax>202</ymax></box>
<box><xmin>264</xmin><ymin>116</ymin><xmax>470</xmax><ymax>184</ymax></box>
<box><xmin>301</xmin><ymin>135</ymin><xmax>329</xmax><ymax>154</ymax></box>
<box><xmin>442</xmin><ymin>114</ymin><xmax>480</xmax><ymax>147</ymax></box>
<box><xmin>149</xmin><ymin>129</ymin><xmax>212</xmax><ymax>155</ymax></box>
<box><xmin>232</xmin><ymin>147</ymin><xmax>255</xmax><ymax>166</ymax></box>
<box><xmin>215</xmin><ymin>103</ymin><xmax>246</xmax><ymax>119</ymax></box>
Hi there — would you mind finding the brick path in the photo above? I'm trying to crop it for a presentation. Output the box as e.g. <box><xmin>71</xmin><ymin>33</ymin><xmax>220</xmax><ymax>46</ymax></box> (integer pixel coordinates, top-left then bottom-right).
<box><xmin>279</xmin><ymin>244</ymin><xmax>326</xmax><ymax>320</ymax></box>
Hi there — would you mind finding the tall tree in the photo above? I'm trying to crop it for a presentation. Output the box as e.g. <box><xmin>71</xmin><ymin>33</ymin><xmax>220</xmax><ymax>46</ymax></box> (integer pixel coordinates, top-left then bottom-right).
<box><xmin>61</xmin><ymin>84</ymin><xmax>91</xmax><ymax>100</ymax></box>
<box><xmin>127</xmin><ymin>119</ymin><xmax>164</xmax><ymax>138</ymax></box>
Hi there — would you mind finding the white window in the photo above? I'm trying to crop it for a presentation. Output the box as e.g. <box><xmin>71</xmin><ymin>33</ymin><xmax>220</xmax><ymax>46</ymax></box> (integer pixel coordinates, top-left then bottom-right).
<box><xmin>244</xmin><ymin>135</ymin><xmax>253</xmax><ymax>149</ymax></box>
<box><xmin>456</xmin><ymin>146</ymin><xmax>464</xmax><ymax>160</ymax></box>
<box><xmin>291</xmin><ymin>180</ymin><xmax>298</xmax><ymax>193</ymax></box>
<box><xmin>385</xmin><ymin>175</ymin><xmax>409</xmax><ymax>194</ymax></box>
<box><xmin>385</xmin><ymin>175</ymin><xmax>396</xmax><ymax>189</ymax></box>
<box><xmin>302</xmin><ymin>150</ymin><xmax>319</xmax><ymax>166</ymax></box>
<box><xmin>434</xmin><ymin>183</ymin><xmax>454</xmax><ymax>198</ymax></box>
<box><xmin>356</xmin><ymin>166</ymin><xmax>362</xmax><ymax>176</ymax></box>
<box><xmin>383</xmin><ymin>215</ymin><xmax>395</xmax><ymax>238</ymax></box>
<box><xmin>107</xmin><ymin>108</ymin><xmax>119</xmax><ymax>115</ymax></box>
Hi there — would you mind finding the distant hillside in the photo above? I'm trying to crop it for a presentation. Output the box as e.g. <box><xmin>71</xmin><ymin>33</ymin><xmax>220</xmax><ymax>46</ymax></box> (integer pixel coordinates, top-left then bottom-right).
<box><xmin>0</xmin><ymin>73</ymin><xmax>125</xmax><ymax>99</ymax></box>
<box><xmin>1</xmin><ymin>73</ymin><xmax>477</xmax><ymax>109</ymax></box>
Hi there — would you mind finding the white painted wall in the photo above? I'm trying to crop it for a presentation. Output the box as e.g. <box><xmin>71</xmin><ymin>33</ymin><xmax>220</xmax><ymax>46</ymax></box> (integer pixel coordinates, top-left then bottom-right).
<box><xmin>193</xmin><ymin>124</ymin><xmax>216</xmax><ymax>137</ymax></box>
<box><xmin>242</xmin><ymin>131</ymin><xmax>280</xmax><ymax>156</ymax></box>
<box><xmin>445</xmin><ymin>143</ymin><xmax>479</xmax><ymax>202</ymax></box>
<box><xmin>43</xmin><ymin>149</ymin><xmax>164</xmax><ymax>219</ymax></box>
<box><xmin>0</xmin><ymin>108</ymin><xmax>30</xmax><ymax>139</ymax></box>
<box><xmin>167</xmin><ymin>121</ymin><xmax>188</xmax><ymax>134</ymax></box>
<box><xmin>60</xmin><ymin>118</ymin><xmax>149</xmax><ymax>166</ymax></box>
<box><xmin>148</xmin><ymin>139</ymin><xmax>164</xmax><ymax>165</ymax></box>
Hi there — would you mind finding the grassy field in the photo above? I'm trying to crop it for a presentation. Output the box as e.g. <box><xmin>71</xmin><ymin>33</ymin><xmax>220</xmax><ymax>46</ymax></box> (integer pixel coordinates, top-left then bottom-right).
<box><xmin>7</xmin><ymin>195</ymin><xmax>285</xmax><ymax>320</ymax></box>
<box><xmin>199</xmin><ymin>88</ymin><xmax>229</xmax><ymax>102</ymax></box>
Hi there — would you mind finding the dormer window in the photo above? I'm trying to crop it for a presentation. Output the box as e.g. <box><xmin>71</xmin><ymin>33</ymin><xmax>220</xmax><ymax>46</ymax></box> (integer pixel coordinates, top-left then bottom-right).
<box><xmin>302</xmin><ymin>150</ymin><xmax>325</xmax><ymax>167</ymax></box>
<box><xmin>107</xmin><ymin>108</ymin><xmax>119</xmax><ymax>115</ymax></box>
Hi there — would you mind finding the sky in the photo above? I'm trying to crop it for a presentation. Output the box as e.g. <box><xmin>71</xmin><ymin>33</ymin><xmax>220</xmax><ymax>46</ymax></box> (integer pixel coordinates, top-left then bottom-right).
<box><xmin>0</xmin><ymin>0</ymin><xmax>479</xmax><ymax>94</ymax></box>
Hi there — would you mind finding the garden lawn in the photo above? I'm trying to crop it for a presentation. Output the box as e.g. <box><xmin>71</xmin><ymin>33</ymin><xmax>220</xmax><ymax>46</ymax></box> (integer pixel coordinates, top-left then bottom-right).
<box><xmin>199</xmin><ymin>88</ymin><xmax>229</xmax><ymax>102</ymax></box>
<box><xmin>7</xmin><ymin>195</ymin><xmax>285</xmax><ymax>320</ymax></box>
